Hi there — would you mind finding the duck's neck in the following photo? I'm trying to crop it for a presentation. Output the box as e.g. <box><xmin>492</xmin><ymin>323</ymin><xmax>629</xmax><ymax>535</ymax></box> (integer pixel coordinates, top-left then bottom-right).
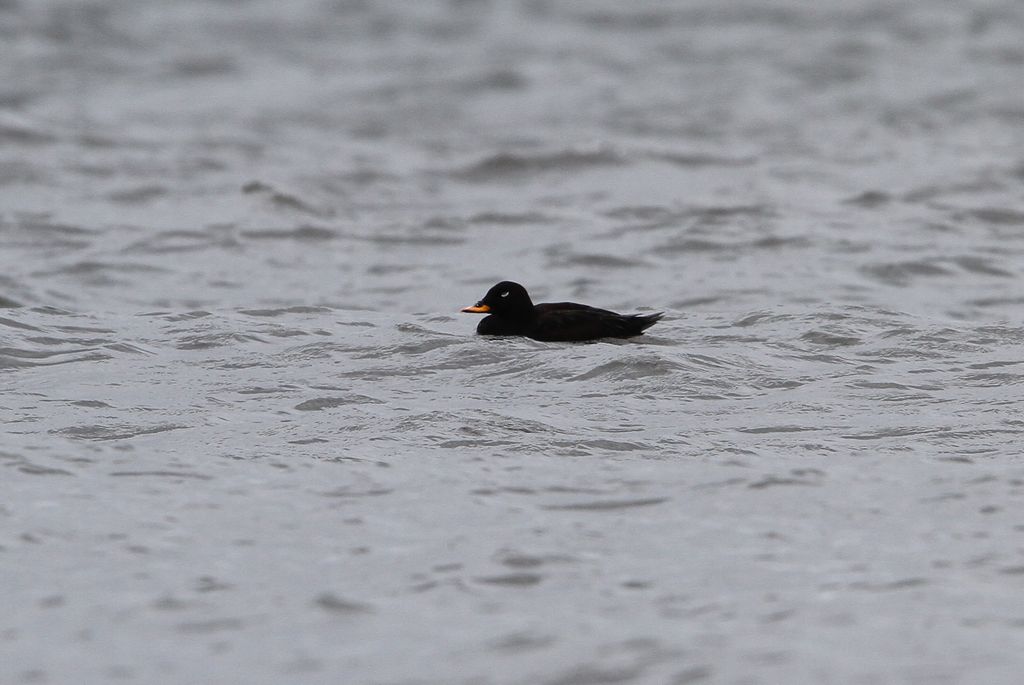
<box><xmin>501</xmin><ymin>301</ymin><xmax>536</xmax><ymax>323</ymax></box>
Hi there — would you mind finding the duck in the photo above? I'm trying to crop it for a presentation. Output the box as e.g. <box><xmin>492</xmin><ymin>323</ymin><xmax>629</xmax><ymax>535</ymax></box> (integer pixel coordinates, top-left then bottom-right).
<box><xmin>461</xmin><ymin>281</ymin><xmax>663</xmax><ymax>342</ymax></box>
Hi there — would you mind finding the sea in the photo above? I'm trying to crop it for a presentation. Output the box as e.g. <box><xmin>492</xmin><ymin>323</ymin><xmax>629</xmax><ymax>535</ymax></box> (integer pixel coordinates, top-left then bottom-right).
<box><xmin>4</xmin><ymin>1</ymin><xmax>1024</xmax><ymax>683</ymax></box>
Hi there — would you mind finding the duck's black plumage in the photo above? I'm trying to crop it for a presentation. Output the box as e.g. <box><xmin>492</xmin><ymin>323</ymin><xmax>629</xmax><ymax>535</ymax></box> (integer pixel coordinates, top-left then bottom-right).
<box><xmin>461</xmin><ymin>281</ymin><xmax>663</xmax><ymax>342</ymax></box>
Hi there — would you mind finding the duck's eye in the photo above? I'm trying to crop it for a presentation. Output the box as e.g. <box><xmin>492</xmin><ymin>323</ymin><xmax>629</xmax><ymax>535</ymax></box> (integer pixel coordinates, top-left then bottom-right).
<box><xmin>500</xmin><ymin>291</ymin><xmax>509</xmax><ymax>298</ymax></box>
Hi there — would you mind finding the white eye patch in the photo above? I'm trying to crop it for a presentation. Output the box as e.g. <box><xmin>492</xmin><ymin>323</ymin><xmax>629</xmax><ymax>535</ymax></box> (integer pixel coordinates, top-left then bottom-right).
<box><xmin>500</xmin><ymin>291</ymin><xmax>509</xmax><ymax>298</ymax></box>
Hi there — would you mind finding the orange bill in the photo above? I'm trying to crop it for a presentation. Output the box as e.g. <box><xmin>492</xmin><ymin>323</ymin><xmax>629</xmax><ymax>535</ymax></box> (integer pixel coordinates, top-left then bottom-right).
<box><xmin>461</xmin><ymin>304</ymin><xmax>490</xmax><ymax>313</ymax></box>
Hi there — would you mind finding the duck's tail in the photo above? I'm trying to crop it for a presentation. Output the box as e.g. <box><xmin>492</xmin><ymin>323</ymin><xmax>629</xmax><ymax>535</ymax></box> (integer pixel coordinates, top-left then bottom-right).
<box><xmin>630</xmin><ymin>312</ymin><xmax>663</xmax><ymax>335</ymax></box>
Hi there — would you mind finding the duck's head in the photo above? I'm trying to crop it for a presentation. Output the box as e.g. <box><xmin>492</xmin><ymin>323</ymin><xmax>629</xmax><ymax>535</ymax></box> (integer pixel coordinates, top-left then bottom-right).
<box><xmin>461</xmin><ymin>281</ymin><xmax>534</xmax><ymax>317</ymax></box>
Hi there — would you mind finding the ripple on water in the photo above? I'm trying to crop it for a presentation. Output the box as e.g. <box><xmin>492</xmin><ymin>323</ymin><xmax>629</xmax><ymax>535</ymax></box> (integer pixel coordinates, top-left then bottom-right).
<box><xmin>570</xmin><ymin>355</ymin><xmax>685</xmax><ymax>381</ymax></box>
<box><xmin>122</xmin><ymin>228</ymin><xmax>241</xmax><ymax>255</ymax></box>
<box><xmin>109</xmin><ymin>470</ymin><xmax>212</xmax><ymax>480</ymax></box>
<box><xmin>174</xmin><ymin>332</ymin><xmax>267</xmax><ymax>349</ymax></box>
<box><xmin>241</xmin><ymin>180</ymin><xmax>332</xmax><ymax>217</ymax></box>
<box><xmin>313</xmin><ymin>593</ymin><xmax>374</xmax><ymax>614</ymax></box>
<box><xmin>800</xmin><ymin>330</ymin><xmax>862</xmax><ymax>347</ymax></box>
<box><xmin>860</xmin><ymin>260</ymin><xmax>954</xmax><ymax>286</ymax></box>
<box><xmin>238</xmin><ymin>306</ymin><xmax>334</xmax><ymax>317</ymax></box>
<box><xmin>54</xmin><ymin>423</ymin><xmax>188</xmax><ymax>441</ymax></box>
<box><xmin>34</xmin><ymin>261</ymin><xmax>170</xmax><ymax>278</ymax></box>
<box><xmin>294</xmin><ymin>395</ymin><xmax>382</xmax><ymax>411</ymax></box>
<box><xmin>450</xmin><ymin>147</ymin><xmax>627</xmax><ymax>182</ymax></box>
<box><xmin>2</xmin><ymin>452</ymin><xmax>74</xmax><ymax>476</ymax></box>
<box><xmin>475</xmin><ymin>572</ymin><xmax>544</xmax><ymax>586</ymax></box>
<box><xmin>542</xmin><ymin>497</ymin><xmax>671</xmax><ymax>511</ymax></box>
<box><xmin>0</xmin><ymin>316</ymin><xmax>42</xmax><ymax>331</ymax></box>
<box><xmin>0</xmin><ymin>346</ymin><xmax>113</xmax><ymax>368</ymax></box>
<box><xmin>281</xmin><ymin>341</ymin><xmax>366</xmax><ymax>361</ymax></box>
<box><xmin>399</xmin><ymin>411</ymin><xmax>564</xmax><ymax>439</ymax></box>
<box><xmin>467</xmin><ymin>211</ymin><xmax>557</xmax><ymax>225</ymax></box>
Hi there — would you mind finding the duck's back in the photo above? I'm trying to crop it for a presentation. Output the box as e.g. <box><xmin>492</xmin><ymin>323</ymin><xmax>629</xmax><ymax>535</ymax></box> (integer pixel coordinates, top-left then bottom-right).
<box><xmin>531</xmin><ymin>304</ymin><xmax>662</xmax><ymax>342</ymax></box>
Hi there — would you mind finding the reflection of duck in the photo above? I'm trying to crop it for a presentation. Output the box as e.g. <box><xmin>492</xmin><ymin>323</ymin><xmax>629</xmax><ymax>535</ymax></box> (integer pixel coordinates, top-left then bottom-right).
<box><xmin>462</xmin><ymin>281</ymin><xmax>663</xmax><ymax>342</ymax></box>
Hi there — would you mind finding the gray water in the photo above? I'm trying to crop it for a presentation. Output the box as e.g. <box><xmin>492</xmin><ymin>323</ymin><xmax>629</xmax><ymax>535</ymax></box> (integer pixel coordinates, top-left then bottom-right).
<box><xmin>4</xmin><ymin>1</ymin><xmax>1024</xmax><ymax>683</ymax></box>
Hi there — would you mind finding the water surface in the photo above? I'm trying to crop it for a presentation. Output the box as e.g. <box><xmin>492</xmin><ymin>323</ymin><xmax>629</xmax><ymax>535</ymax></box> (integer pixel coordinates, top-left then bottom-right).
<box><xmin>4</xmin><ymin>1</ymin><xmax>1024</xmax><ymax>683</ymax></box>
